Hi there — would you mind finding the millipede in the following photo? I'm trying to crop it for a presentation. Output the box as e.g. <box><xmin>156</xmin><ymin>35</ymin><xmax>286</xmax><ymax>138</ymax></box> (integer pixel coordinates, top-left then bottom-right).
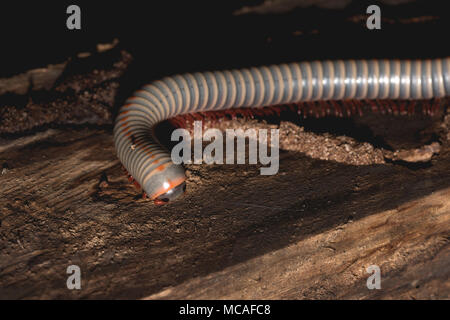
<box><xmin>113</xmin><ymin>58</ymin><xmax>450</xmax><ymax>204</ymax></box>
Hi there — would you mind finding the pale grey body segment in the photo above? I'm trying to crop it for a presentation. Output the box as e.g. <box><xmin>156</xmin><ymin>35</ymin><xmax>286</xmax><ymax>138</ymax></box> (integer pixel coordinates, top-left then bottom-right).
<box><xmin>114</xmin><ymin>58</ymin><xmax>450</xmax><ymax>202</ymax></box>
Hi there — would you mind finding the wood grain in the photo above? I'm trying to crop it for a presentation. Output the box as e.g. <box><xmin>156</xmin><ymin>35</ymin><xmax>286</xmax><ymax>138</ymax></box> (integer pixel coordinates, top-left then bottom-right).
<box><xmin>0</xmin><ymin>125</ymin><xmax>449</xmax><ymax>299</ymax></box>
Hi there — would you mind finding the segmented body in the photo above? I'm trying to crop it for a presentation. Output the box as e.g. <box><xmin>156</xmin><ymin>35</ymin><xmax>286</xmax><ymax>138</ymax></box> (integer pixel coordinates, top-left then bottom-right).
<box><xmin>114</xmin><ymin>58</ymin><xmax>450</xmax><ymax>202</ymax></box>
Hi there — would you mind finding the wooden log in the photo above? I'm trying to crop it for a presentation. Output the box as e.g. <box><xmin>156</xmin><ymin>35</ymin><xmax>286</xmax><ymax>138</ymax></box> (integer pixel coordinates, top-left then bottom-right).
<box><xmin>0</xmin><ymin>125</ymin><xmax>449</xmax><ymax>299</ymax></box>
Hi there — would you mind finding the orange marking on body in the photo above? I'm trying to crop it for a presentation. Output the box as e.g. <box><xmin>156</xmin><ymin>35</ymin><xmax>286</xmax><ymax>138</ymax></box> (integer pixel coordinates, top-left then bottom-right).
<box><xmin>155</xmin><ymin>164</ymin><xmax>167</xmax><ymax>172</ymax></box>
<box><xmin>149</xmin><ymin>177</ymin><xmax>187</xmax><ymax>201</ymax></box>
<box><xmin>145</xmin><ymin>148</ymin><xmax>156</xmax><ymax>157</ymax></box>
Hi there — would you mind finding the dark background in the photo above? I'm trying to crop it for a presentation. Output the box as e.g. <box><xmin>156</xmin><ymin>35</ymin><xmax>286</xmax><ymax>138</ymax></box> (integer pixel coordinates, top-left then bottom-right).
<box><xmin>1</xmin><ymin>0</ymin><xmax>449</xmax><ymax>78</ymax></box>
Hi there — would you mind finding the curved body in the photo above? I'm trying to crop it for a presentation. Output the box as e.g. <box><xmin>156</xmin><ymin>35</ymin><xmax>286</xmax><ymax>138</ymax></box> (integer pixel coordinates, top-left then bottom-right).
<box><xmin>114</xmin><ymin>58</ymin><xmax>450</xmax><ymax>202</ymax></box>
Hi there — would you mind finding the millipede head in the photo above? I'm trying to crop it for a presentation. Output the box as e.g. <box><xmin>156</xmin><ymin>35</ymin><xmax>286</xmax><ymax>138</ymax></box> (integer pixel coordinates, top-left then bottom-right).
<box><xmin>138</xmin><ymin>163</ymin><xmax>187</xmax><ymax>205</ymax></box>
<box><xmin>153</xmin><ymin>181</ymin><xmax>187</xmax><ymax>205</ymax></box>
